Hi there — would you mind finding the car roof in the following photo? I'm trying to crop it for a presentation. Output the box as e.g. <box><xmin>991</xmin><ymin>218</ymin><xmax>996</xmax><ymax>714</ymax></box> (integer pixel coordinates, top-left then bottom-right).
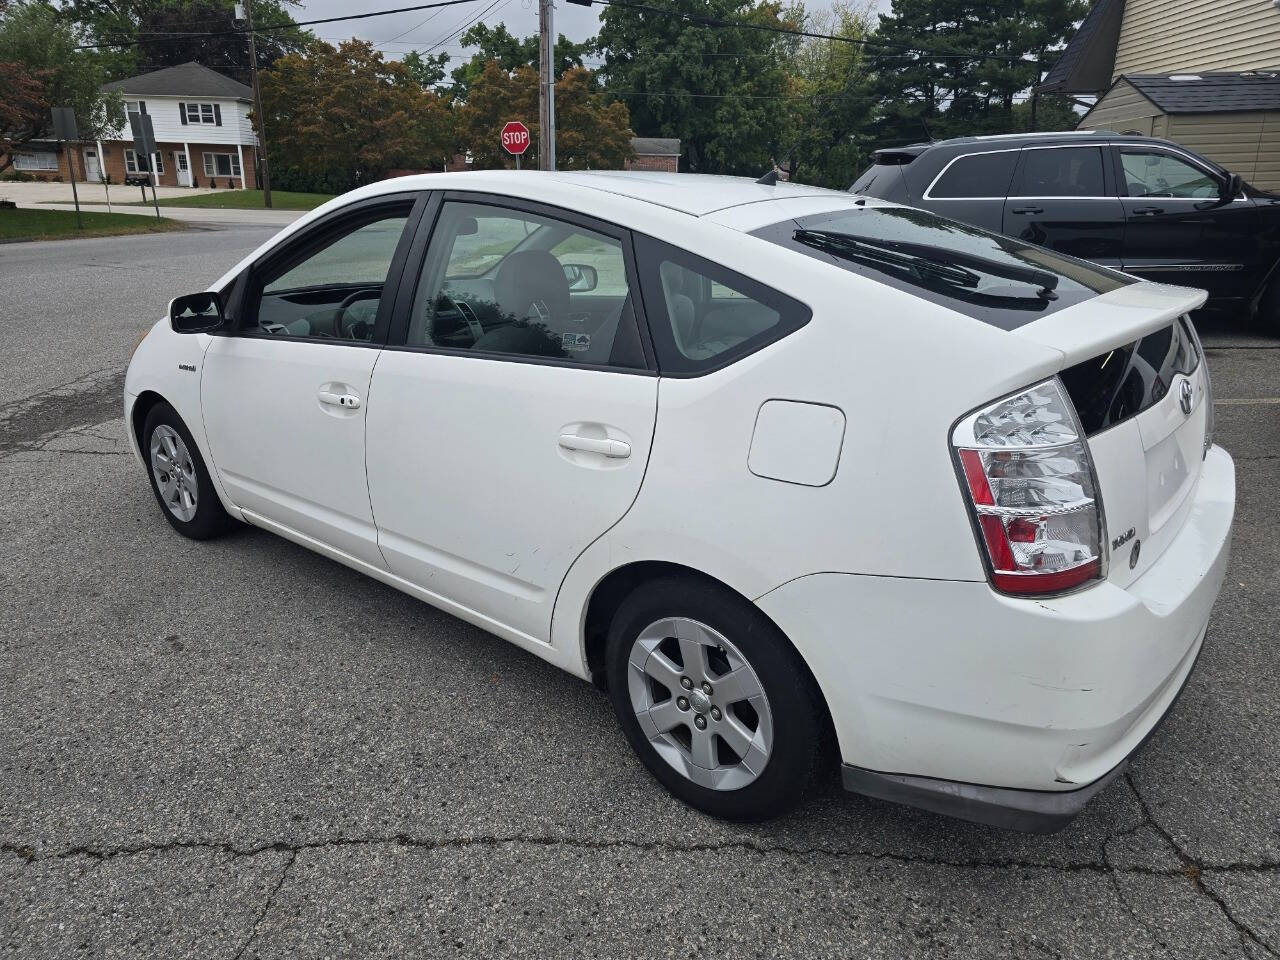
<box><xmin>356</xmin><ymin>169</ymin><xmax>847</xmax><ymax>218</ymax></box>
<box><xmin>881</xmin><ymin>129</ymin><xmax>1185</xmax><ymax>156</ymax></box>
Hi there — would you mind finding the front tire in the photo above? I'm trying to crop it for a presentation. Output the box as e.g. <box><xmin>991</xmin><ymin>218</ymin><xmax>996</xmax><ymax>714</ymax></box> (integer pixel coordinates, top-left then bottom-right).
<box><xmin>141</xmin><ymin>402</ymin><xmax>235</xmax><ymax>540</ymax></box>
<box><xmin>605</xmin><ymin>576</ymin><xmax>826</xmax><ymax>821</ymax></box>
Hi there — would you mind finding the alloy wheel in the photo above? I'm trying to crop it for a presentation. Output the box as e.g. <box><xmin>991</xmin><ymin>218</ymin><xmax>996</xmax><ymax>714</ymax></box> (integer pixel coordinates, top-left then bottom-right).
<box><xmin>626</xmin><ymin>617</ymin><xmax>774</xmax><ymax>791</ymax></box>
<box><xmin>150</xmin><ymin>425</ymin><xmax>198</xmax><ymax>522</ymax></box>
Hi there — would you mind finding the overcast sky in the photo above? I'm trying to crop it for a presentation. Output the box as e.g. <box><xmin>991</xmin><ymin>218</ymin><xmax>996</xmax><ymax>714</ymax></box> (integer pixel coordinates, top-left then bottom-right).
<box><xmin>291</xmin><ymin>0</ymin><xmax>895</xmax><ymax>67</ymax></box>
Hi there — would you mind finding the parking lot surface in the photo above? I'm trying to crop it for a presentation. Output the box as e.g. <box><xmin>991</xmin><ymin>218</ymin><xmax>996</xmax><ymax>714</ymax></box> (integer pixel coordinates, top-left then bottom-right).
<box><xmin>2</xmin><ymin>227</ymin><xmax>1278</xmax><ymax>958</ymax></box>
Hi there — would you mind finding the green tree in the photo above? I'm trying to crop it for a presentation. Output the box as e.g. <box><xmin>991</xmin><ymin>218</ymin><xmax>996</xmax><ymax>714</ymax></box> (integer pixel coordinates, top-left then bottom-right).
<box><xmin>60</xmin><ymin>0</ymin><xmax>310</xmax><ymax>83</ymax></box>
<box><xmin>866</xmin><ymin>0</ymin><xmax>1088</xmax><ymax>146</ymax></box>
<box><xmin>597</xmin><ymin>0</ymin><xmax>795</xmax><ymax>175</ymax></box>
<box><xmin>0</xmin><ymin>0</ymin><xmax>122</xmax><ymax>174</ymax></box>
<box><xmin>447</xmin><ymin>22</ymin><xmax>593</xmax><ymax>99</ymax></box>
<box><xmin>455</xmin><ymin>60</ymin><xmax>632</xmax><ymax>170</ymax></box>
<box><xmin>260</xmin><ymin>39</ymin><xmax>453</xmax><ymax>192</ymax></box>
<box><xmin>783</xmin><ymin>0</ymin><xmax>877</xmax><ymax>187</ymax></box>
<box><xmin>401</xmin><ymin>49</ymin><xmax>450</xmax><ymax>88</ymax></box>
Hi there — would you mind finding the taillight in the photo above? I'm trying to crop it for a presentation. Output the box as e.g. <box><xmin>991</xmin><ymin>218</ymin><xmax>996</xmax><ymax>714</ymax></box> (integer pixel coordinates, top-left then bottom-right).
<box><xmin>952</xmin><ymin>379</ymin><xmax>1107</xmax><ymax>596</ymax></box>
<box><xmin>1183</xmin><ymin>316</ymin><xmax>1214</xmax><ymax>458</ymax></box>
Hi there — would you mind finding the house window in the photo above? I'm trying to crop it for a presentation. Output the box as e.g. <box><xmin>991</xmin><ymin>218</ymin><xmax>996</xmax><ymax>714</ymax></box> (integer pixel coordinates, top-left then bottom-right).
<box><xmin>184</xmin><ymin>102</ymin><xmax>220</xmax><ymax>125</ymax></box>
<box><xmin>202</xmin><ymin>152</ymin><xmax>241</xmax><ymax>178</ymax></box>
<box><xmin>126</xmin><ymin>100</ymin><xmax>146</xmax><ymax>116</ymax></box>
<box><xmin>13</xmin><ymin>151</ymin><xmax>58</xmax><ymax>171</ymax></box>
<box><xmin>124</xmin><ymin>149</ymin><xmax>164</xmax><ymax>175</ymax></box>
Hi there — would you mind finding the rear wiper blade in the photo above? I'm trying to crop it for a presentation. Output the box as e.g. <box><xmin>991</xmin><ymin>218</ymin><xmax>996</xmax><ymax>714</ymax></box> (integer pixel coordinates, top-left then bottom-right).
<box><xmin>794</xmin><ymin>229</ymin><xmax>1059</xmax><ymax>299</ymax></box>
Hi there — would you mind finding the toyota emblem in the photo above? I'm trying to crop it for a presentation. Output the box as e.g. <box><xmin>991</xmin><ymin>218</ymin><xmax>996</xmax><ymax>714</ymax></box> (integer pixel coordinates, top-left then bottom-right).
<box><xmin>1178</xmin><ymin>379</ymin><xmax>1194</xmax><ymax>416</ymax></box>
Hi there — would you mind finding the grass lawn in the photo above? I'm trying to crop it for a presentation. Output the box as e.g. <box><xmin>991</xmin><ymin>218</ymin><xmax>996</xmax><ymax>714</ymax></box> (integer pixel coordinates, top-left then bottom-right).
<box><xmin>130</xmin><ymin>189</ymin><xmax>333</xmax><ymax>211</ymax></box>
<box><xmin>0</xmin><ymin>206</ymin><xmax>185</xmax><ymax>242</ymax></box>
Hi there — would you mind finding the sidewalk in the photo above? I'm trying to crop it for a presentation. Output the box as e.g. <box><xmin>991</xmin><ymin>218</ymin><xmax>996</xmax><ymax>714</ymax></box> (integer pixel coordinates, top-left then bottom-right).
<box><xmin>35</xmin><ymin>202</ymin><xmax>303</xmax><ymax>227</ymax></box>
<box><xmin>1</xmin><ymin>181</ymin><xmax>304</xmax><ymax>227</ymax></box>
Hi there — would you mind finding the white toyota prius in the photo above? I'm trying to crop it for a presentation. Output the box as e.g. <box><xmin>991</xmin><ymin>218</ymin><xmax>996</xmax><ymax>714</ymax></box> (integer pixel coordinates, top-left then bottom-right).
<box><xmin>125</xmin><ymin>171</ymin><xmax>1234</xmax><ymax>832</ymax></box>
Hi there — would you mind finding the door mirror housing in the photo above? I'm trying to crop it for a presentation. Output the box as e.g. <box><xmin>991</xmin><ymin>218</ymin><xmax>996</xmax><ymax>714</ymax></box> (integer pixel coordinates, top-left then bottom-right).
<box><xmin>169</xmin><ymin>291</ymin><xmax>225</xmax><ymax>333</ymax></box>
<box><xmin>1220</xmin><ymin>172</ymin><xmax>1243</xmax><ymax>202</ymax></box>
<box><xmin>562</xmin><ymin>262</ymin><xmax>598</xmax><ymax>293</ymax></box>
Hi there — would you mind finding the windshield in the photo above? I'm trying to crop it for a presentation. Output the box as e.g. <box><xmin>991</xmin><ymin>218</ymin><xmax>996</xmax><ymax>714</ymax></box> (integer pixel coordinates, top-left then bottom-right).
<box><xmin>752</xmin><ymin>205</ymin><xmax>1134</xmax><ymax>330</ymax></box>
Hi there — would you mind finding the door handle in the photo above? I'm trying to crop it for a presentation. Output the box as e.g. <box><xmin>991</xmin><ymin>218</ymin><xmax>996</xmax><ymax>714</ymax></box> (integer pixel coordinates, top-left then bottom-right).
<box><xmin>318</xmin><ymin>390</ymin><xmax>361</xmax><ymax>409</ymax></box>
<box><xmin>1132</xmin><ymin>206</ymin><xmax>1164</xmax><ymax>216</ymax></box>
<box><xmin>559</xmin><ymin>434</ymin><xmax>631</xmax><ymax>458</ymax></box>
<box><xmin>1010</xmin><ymin>206</ymin><xmax>1044</xmax><ymax>215</ymax></box>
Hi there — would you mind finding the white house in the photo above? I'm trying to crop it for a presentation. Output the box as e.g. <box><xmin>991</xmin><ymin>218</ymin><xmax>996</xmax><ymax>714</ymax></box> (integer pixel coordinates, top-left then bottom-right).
<box><xmin>6</xmin><ymin>62</ymin><xmax>260</xmax><ymax>189</ymax></box>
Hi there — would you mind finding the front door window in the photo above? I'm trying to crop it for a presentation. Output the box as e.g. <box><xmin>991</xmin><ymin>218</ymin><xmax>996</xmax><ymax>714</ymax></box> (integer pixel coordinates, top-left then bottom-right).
<box><xmin>1119</xmin><ymin>149</ymin><xmax>1220</xmax><ymax>198</ymax></box>
<box><xmin>253</xmin><ymin>209</ymin><xmax>411</xmax><ymax>341</ymax></box>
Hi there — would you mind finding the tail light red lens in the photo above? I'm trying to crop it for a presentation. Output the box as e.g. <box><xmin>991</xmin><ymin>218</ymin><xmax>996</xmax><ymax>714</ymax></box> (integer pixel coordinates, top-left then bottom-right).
<box><xmin>952</xmin><ymin>379</ymin><xmax>1107</xmax><ymax>596</ymax></box>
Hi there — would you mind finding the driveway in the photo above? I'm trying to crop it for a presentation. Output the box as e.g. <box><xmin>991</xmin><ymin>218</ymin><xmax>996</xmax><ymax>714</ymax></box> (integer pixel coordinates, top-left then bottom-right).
<box><xmin>1</xmin><ymin>229</ymin><xmax>1278</xmax><ymax>958</ymax></box>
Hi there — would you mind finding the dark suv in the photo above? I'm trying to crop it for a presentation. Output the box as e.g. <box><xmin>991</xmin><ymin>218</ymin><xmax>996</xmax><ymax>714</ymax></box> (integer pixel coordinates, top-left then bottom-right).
<box><xmin>851</xmin><ymin>131</ymin><xmax>1280</xmax><ymax>327</ymax></box>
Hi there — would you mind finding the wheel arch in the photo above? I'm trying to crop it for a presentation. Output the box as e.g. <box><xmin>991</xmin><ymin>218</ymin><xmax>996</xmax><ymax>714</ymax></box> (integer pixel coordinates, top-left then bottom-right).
<box><xmin>130</xmin><ymin>389</ymin><xmax>168</xmax><ymax>453</ymax></box>
<box><xmin>581</xmin><ymin>560</ymin><xmax>837</xmax><ymax>749</ymax></box>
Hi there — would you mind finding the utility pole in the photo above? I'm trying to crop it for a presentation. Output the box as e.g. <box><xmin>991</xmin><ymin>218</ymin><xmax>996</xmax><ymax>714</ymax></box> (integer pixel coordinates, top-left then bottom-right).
<box><xmin>237</xmin><ymin>0</ymin><xmax>272</xmax><ymax>207</ymax></box>
<box><xmin>538</xmin><ymin>0</ymin><xmax>555</xmax><ymax>171</ymax></box>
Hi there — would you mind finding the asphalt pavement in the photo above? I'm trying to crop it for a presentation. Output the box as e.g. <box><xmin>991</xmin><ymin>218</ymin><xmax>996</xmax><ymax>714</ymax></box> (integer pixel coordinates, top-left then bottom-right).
<box><xmin>1</xmin><ymin>226</ymin><xmax>1278</xmax><ymax>958</ymax></box>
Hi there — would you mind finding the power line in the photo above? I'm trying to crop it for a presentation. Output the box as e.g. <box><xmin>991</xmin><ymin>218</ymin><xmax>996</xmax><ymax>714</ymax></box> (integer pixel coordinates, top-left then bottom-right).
<box><xmin>573</xmin><ymin>0</ymin><xmax>1048</xmax><ymax>67</ymax></box>
<box><xmin>74</xmin><ymin>0</ymin><xmax>1051</xmax><ymax>70</ymax></box>
<box><xmin>72</xmin><ymin>0</ymin><xmax>487</xmax><ymax>50</ymax></box>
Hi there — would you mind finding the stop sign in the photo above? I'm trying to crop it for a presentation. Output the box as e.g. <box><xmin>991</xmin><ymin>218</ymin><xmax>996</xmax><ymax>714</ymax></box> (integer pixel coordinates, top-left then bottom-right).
<box><xmin>501</xmin><ymin>120</ymin><xmax>531</xmax><ymax>156</ymax></box>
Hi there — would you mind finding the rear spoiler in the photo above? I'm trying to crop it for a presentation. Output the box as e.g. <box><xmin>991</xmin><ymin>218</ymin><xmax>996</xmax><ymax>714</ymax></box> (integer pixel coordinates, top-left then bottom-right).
<box><xmin>1012</xmin><ymin>283</ymin><xmax>1208</xmax><ymax>365</ymax></box>
<box><xmin>871</xmin><ymin>146</ymin><xmax>928</xmax><ymax>165</ymax></box>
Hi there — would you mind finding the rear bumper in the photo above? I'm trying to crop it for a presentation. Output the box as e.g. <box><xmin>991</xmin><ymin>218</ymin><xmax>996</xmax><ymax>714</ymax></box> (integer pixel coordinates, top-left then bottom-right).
<box><xmin>756</xmin><ymin>444</ymin><xmax>1234</xmax><ymax>825</ymax></box>
<box><xmin>840</xmin><ymin>622</ymin><xmax>1205</xmax><ymax>833</ymax></box>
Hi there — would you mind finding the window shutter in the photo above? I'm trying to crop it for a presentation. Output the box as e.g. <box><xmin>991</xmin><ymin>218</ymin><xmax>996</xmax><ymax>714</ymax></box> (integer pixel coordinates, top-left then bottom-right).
<box><xmin>213</xmin><ymin>104</ymin><xmax>222</xmax><ymax>126</ymax></box>
<box><xmin>139</xmin><ymin>100</ymin><xmax>147</xmax><ymax>114</ymax></box>
<box><xmin>179</xmin><ymin>102</ymin><xmax>187</xmax><ymax>125</ymax></box>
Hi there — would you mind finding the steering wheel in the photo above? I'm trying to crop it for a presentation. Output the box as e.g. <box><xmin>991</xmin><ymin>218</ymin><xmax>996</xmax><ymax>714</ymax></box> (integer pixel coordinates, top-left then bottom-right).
<box><xmin>332</xmin><ymin>287</ymin><xmax>382</xmax><ymax>338</ymax></box>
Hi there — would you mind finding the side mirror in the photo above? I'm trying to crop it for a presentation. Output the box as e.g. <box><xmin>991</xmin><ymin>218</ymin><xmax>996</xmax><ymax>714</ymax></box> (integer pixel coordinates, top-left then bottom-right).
<box><xmin>562</xmin><ymin>262</ymin><xmax>598</xmax><ymax>293</ymax></box>
<box><xmin>1220</xmin><ymin>172</ymin><xmax>1243</xmax><ymax>202</ymax></box>
<box><xmin>169</xmin><ymin>291</ymin><xmax>225</xmax><ymax>333</ymax></box>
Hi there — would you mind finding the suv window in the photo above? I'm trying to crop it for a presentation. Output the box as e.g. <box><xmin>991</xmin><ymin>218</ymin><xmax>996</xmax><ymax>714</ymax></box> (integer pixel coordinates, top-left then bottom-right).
<box><xmin>634</xmin><ymin>236</ymin><xmax>810</xmax><ymax>375</ymax></box>
<box><xmin>406</xmin><ymin>201</ymin><xmax>645</xmax><ymax>369</ymax></box>
<box><xmin>1011</xmin><ymin>146</ymin><xmax>1106</xmax><ymax>198</ymax></box>
<box><xmin>253</xmin><ymin>207</ymin><xmax>411</xmax><ymax>341</ymax></box>
<box><xmin>1119</xmin><ymin>148</ymin><xmax>1220</xmax><ymax>198</ymax></box>
<box><xmin>929</xmin><ymin>151</ymin><xmax>1019</xmax><ymax>198</ymax></box>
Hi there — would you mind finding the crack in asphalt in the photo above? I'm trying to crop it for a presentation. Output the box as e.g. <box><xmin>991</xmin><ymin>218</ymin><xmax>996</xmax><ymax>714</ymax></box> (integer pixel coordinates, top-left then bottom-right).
<box><xmin>0</xmin><ymin>367</ymin><xmax>127</xmax><ymax>460</ymax></box>
<box><xmin>232</xmin><ymin>850</ymin><xmax>296</xmax><ymax>960</ymax></box>
<box><xmin>5</xmin><ymin>832</ymin><xmax>1280</xmax><ymax>875</ymax></box>
<box><xmin>1125</xmin><ymin>773</ymin><xmax>1280</xmax><ymax>959</ymax></box>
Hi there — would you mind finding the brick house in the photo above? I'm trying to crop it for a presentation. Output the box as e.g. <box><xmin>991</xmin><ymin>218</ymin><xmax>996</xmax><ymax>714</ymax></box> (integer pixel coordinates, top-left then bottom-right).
<box><xmin>6</xmin><ymin>62</ymin><xmax>259</xmax><ymax>189</ymax></box>
<box><xmin>625</xmin><ymin>138</ymin><xmax>681</xmax><ymax>172</ymax></box>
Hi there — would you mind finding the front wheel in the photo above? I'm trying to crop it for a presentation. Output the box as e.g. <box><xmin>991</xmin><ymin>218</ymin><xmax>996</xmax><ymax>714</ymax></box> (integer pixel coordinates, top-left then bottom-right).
<box><xmin>141</xmin><ymin>402</ymin><xmax>236</xmax><ymax>540</ymax></box>
<box><xmin>605</xmin><ymin>577</ymin><xmax>826</xmax><ymax>821</ymax></box>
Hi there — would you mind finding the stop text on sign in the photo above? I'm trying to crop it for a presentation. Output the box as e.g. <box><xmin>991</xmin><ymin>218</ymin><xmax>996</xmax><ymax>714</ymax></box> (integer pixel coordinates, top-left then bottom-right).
<box><xmin>502</xmin><ymin>121</ymin><xmax>531</xmax><ymax>156</ymax></box>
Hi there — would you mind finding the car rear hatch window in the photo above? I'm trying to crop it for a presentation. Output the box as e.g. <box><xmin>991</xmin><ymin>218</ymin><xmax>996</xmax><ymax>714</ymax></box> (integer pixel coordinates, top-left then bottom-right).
<box><xmin>752</xmin><ymin>205</ymin><xmax>1134</xmax><ymax>331</ymax></box>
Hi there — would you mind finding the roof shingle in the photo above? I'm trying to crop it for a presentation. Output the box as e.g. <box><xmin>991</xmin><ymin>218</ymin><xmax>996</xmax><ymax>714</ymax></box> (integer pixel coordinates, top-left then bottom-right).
<box><xmin>102</xmin><ymin>62</ymin><xmax>251</xmax><ymax>100</ymax></box>
<box><xmin>1124</xmin><ymin>72</ymin><xmax>1280</xmax><ymax>113</ymax></box>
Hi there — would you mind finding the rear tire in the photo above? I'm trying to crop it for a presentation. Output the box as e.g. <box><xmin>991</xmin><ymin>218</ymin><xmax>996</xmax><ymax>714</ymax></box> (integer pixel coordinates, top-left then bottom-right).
<box><xmin>141</xmin><ymin>402</ymin><xmax>236</xmax><ymax>540</ymax></box>
<box><xmin>605</xmin><ymin>576</ymin><xmax>825</xmax><ymax>821</ymax></box>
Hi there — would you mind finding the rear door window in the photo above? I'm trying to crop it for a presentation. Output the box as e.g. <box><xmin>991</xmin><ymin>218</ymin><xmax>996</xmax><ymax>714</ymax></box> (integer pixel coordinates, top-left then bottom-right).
<box><xmin>1011</xmin><ymin>147</ymin><xmax>1107</xmax><ymax>198</ymax></box>
<box><xmin>928</xmin><ymin>151</ymin><xmax>1019</xmax><ymax>199</ymax></box>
